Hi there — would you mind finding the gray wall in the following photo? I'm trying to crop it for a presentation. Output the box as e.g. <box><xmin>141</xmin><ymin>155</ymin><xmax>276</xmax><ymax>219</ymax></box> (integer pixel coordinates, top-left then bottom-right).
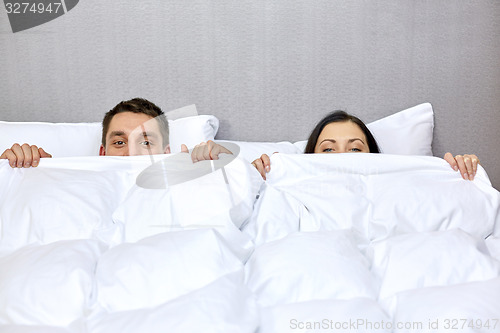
<box><xmin>1</xmin><ymin>1</ymin><xmax>499</xmax><ymax>188</ymax></box>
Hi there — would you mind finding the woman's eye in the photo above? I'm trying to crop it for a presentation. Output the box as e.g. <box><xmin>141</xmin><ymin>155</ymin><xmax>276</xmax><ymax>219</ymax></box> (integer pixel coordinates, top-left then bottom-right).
<box><xmin>351</xmin><ymin>148</ymin><xmax>361</xmax><ymax>152</ymax></box>
<box><xmin>140</xmin><ymin>141</ymin><xmax>151</xmax><ymax>146</ymax></box>
<box><xmin>323</xmin><ymin>148</ymin><xmax>334</xmax><ymax>152</ymax></box>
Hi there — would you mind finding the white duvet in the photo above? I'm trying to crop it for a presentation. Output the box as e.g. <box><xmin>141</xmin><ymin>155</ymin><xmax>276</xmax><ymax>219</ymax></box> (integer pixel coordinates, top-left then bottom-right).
<box><xmin>0</xmin><ymin>153</ymin><xmax>499</xmax><ymax>333</ymax></box>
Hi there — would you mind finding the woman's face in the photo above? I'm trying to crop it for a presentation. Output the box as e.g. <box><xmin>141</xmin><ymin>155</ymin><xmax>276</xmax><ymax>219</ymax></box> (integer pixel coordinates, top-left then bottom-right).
<box><xmin>314</xmin><ymin>121</ymin><xmax>370</xmax><ymax>154</ymax></box>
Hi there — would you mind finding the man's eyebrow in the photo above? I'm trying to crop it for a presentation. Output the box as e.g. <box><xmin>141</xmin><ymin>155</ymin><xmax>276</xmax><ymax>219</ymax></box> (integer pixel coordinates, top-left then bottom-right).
<box><xmin>108</xmin><ymin>130</ymin><xmax>126</xmax><ymax>138</ymax></box>
<box><xmin>139</xmin><ymin>131</ymin><xmax>159</xmax><ymax>139</ymax></box>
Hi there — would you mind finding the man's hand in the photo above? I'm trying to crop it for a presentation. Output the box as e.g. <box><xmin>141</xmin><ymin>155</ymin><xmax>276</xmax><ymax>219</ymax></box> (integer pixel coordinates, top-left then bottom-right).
<box><xmin>189</xmin><ymin>141</ymin><xmax>233</xmax><ymax>162</ymax></box>
<box><xmin>443</xmin><ymin>152</ymin><xmax>480</xmax><ymax>181</ymax></box>
<box><xmin>0</xmin><ymin>143</ymin><xmax>52</xmax><ymax>168</ymax></box>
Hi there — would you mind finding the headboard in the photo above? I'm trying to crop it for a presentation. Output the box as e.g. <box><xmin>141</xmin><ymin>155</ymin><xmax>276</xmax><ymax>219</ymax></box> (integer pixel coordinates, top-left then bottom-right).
<box><xmin>0</xmin><ymin>1</ymin><xmax>499</xmax><ymax>188</ymax></box>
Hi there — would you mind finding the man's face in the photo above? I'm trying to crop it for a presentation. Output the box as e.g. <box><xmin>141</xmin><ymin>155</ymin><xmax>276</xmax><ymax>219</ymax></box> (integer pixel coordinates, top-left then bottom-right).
<box><xmin>99</xmin><ymin>112</ymin><xmax>170</xmax><ymax>156</ymax></box>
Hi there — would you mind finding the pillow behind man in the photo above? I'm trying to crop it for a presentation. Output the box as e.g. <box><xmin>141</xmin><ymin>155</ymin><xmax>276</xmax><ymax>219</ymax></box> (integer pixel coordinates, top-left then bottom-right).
<box><xmin>0</xmin><ymin>104</ymin><xmax>219</xmax><ymax>158</ymax></box>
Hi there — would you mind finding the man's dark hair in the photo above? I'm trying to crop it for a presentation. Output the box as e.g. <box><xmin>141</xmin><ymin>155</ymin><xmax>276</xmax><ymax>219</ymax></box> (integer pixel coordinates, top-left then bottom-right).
<box><xmin>101</xmin><ymin>98</ymin><xmax>169</xmax><ymax>148</ymax></box>
<box><xmin>304</xmin><ymin>110</ymin><xmax>381</xmax><ymax>154</ymax></box>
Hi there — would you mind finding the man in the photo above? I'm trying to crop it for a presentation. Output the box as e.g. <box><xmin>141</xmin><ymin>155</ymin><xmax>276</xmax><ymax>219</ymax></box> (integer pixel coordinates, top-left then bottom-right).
<box><xmin>1</xmin><ymin>98</ymin><xmax>232</xmax><ymax>167</ymax></box>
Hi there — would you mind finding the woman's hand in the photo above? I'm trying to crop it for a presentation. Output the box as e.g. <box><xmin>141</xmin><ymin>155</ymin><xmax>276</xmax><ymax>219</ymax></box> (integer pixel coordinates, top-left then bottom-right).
<box><xmin>251</xmin><ymin>154</ymin><xmax>271</xmax><ymax>180</ymax></box>
<box><xmin>443</xmin><ymin>152</ymin><xmax>480</xmax><ymax>181</ymax></box>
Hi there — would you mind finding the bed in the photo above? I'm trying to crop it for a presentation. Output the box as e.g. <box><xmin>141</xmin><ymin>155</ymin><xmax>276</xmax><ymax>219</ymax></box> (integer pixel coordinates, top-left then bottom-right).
<box><xmin>1</xmin><ymin>103</ymin><xmax>499</xmax><ymax>333</ymax></box>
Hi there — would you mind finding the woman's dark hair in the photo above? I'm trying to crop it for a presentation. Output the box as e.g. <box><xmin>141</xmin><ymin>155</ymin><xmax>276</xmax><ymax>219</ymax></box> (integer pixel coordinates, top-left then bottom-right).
<box><xmin>304</xmin><ymin>110</ymin><xmax>381</xmax><ymax>154</ymax></box>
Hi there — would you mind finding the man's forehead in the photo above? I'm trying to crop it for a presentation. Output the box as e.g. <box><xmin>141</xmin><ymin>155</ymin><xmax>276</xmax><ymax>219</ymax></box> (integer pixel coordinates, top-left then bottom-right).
<box><xmin>107</xmin><ymin>112</ymin><xmax>160</xmax><ymax>136</ymax></box>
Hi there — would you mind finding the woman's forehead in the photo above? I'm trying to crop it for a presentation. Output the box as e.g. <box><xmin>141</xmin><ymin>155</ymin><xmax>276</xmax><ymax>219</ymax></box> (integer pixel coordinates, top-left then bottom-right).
<box><xmin>318</xmin><ymin>121</ymin><xmax>367</xmax><ymax>141</ymax></box>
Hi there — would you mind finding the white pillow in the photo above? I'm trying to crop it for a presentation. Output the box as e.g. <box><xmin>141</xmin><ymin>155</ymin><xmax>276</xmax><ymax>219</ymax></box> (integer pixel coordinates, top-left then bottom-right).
<box><xmin>245</xmin><ymin>231</ymin><xmax>377</xmax><ymax>307</ymax></box>
<box><xmin>95</xmin><ymin>230</ymin><xmax>243</xmax><ymax>312</ymax></box>
<box><xmin>0</xmin><ymin>121</ymin><xmax>102</xmax><ymax>157</ymax></box>
<box><xmin>294</xmin><ymin>103</ymin><xmax>434</xmax><ymax>156</ymax></box>
<box><xmin>0</xmin><ymin>106</ymin><xmax>219</xmax><ymax>157</ymax></box>
<box><xmin>369</xmin><ymin>229</ymin><xmax>500</xmax><ymax>301</ymax></box>
<box><xmin>0</xmin><ymin>240</ymin><xmax>105</xmax><ymax>326</ymax></box>
<box><xmin>168</xmin><ymin>114</ymin><xmax>219</xmax><ymax>152</ymax></box>
<box><xmin>368</xmin><ymin>103</ymin><xmax>434</xmax><ymax>155</ymax></box>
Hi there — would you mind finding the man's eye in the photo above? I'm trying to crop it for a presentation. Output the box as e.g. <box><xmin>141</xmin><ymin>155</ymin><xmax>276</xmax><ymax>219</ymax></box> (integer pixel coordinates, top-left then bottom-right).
<box><xmin>114</xmin><ymin>141</ymin><xmax>125</xmax><ymax>146</ymax></box>
<box><xmin>323</xmin><ymin>148</ymin><xmax>334</xmax><ymax>152</ymax></box>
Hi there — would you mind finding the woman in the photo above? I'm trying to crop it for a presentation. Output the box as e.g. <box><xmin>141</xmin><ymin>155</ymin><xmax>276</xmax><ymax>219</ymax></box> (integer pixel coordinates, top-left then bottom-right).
<box><xmin>252</xmin><ymin>110</ymin><xmax>479</xmax><ymax>180</ymax></box>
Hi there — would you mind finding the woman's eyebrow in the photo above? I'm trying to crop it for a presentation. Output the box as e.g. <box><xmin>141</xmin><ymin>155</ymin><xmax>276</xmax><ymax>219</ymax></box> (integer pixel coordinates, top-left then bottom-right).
<box><xmin>348</xmin><ymin>138</ymin><xmax>366</xmax><ymax>144</ymax></box>
<box><xmin>319</xmin><ymin>139</ymin><xmax>336</xmax><ymax>145</ymax></box>
<box><xmin>319</xmin><ymin>138</ymin><xmax>366</xmax><ymax>145</ymax></box>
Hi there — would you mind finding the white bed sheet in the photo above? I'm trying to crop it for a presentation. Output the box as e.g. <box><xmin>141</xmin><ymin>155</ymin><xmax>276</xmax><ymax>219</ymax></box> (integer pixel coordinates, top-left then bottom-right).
<box><xmin>0</xmin><ymin>153</ymin><xmax>499</xmax><ymax>332</ymax></box>
<box><xmin>244</xmin><ymin>153</ymin><xmax>499</xmax><ymax>245</ymax></box>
